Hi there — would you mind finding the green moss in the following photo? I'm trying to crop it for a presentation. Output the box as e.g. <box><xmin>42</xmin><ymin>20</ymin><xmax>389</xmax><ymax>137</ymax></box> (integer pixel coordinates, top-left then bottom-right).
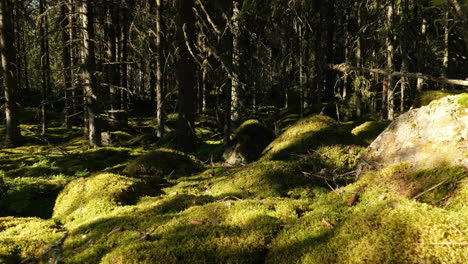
<box><xmin>0</xmin><ymin>217</ymin><xmax>63</xmax><ymax>263</ymax></box>
<box><xmin>123</xmin><ymin>148</ymin><xmax>205</xmax><ymax>179</ymax></box>
<box><xmin>53</xmin><ymin>147</ymin><xmax>131</xmax><ymax>174</ymax></box>
<box><xmin>456</xmin><ymin>93</ymin><xmax>468</xmax><ymax>106</ymax></box>
<box><xmin>413</xmin><ymin>90</ymin><xmax>467</xmax><ymax>107</ymax></box>
<box><xmin>0</xmin><ymin>177</ymin><xmax>66</xmax><ymax>218</ymax></box>
<box><xmin>261</xmin><ymin>115</ymin><xmax>360</xmax><ymax>161</ymax></box>
<box><xmin>351</xmin><ymin>120</ymin><xmax>391</xmax><ymax>144</ymax></box>
<box><xmin>210</xmin><ymin>159</ymin><xmax>323</xmax><ymax>198</ymax></box>
<box><xmin>53</xmin><ymin>173</ymin><xmax>154</xmax><ymax>225</ymax></box>
<box><xmin>266</xmin><ymin>164</ymin><xmax>468</xmax><ymax>264</ymax></box>
<box><xmin>61</xmin><ymin>199</ymin><xmax>304</xmax><ymax>264</ymax></box>
<box><xmin>224</xmin><ymin>120</ymin><xmax>275</xmax><ymax>164</ymax></box>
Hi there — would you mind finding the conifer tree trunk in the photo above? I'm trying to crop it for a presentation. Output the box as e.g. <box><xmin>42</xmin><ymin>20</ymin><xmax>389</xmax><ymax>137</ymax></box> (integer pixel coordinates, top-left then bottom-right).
<box><xmin>61</xmin><ymin>0</ymin><xmax>73</xmax><ymax>129</ymax></box>
<box><xmin>230</xmin><ymin>0</ymin><xmax>242</xmax><ymax>127</ymax></box>
<box><xmin>40</xmin><ymin>0</ymin><xmax>51</xmax><ymax>134</ymax></box>
<box><xmin>155</xmin><ymin>0</ymin><xmax>165</xmax><ymax>137</ymax></box>
<box><xmin>0</xmin><ymin>0</ymin><xmax>22</xmax><ymax>146</ymax></box>
<box><xmin>442</xmin><ymin>7</ymin><xmax>450</xmax><ymax>90</ymax></box>
<box><xmin>176</xmin><ymin>0</ymin><xmax>196</xmax><ymax>152</ymax></box>
<box><xmin>384</xmin><ymin>0</ymin><xmax>395</xmax><ymax>120</ymax></box>
<box><xmin>80</xmin><ymin>0</ymin><xmax>100</xmax><ymax>148</ymax></box>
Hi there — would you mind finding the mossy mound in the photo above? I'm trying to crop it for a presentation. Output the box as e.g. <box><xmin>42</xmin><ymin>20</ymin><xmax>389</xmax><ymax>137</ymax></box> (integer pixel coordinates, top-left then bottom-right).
<box><xmin>362</xmin><ymin>94</ymin><xmax>468</xmax><ymax>170</ymax></box>
<box><xmin>351</xmin><ymin>120</ymin><xmax>391</xmax><ymax>144</ymax></box>
<box><xmin>123</xmin><ymin>148</ymin><xmax>205</xmax><ymax>179</ymax></box>
<box><xmin>57</xmin><ymin>197</ymin><xmax>307</xmax><ymax>264</ymax></box>
<box><xmin>261</xmin><ymin>115</ymin><xmax>360</xmax><ymax>161</ymax></box>
<box><xmin>413</xmin><ymin>89</ymin><xmax>467</xmax><ymax>107</ymax></box>
<box><xmin>0</xmin><ymin>217</ymin><xmax>64</xmax><ymax>264</ymax></box>
<box><xmin>266</xmin><ymin>164</ymin><xmax>468</xmax><ymax>264</ymax></box>
<box><xmin>223</xmin><ymin>120</ymin><xmax>276</xmax><ymax>164</ymax></box>
<box><xmin>0</xmin><ymin>177</ymin><xmax>66</xmax><ymax>218</ymax></box>
<box><xmin>53</xmin><ymin>147</ymin><xmax>131</xmax><ymax>174</ymax></box>
<box><xmin>210</xmin><ymin>160</ymin><xmax>314</xmax><ymax>198</ymax></box>
<box><xmin>53</xmin><ymin>173</ymin><xmax>154</xmax><ymax>224</ymax></box>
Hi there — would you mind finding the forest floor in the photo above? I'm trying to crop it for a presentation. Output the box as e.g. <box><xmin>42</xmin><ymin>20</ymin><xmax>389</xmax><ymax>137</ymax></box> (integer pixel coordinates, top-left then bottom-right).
<box><xmin>0</xmin><ymin>97</ymin><xmax>467</xmax><ymax>263</ymax></box>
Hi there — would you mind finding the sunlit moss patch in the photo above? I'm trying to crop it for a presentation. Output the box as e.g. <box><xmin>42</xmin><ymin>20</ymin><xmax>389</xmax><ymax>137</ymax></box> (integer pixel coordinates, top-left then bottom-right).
<box><xmin>53</xmin><ymin>173</ymin><xmax>154</xmax><ymax>225</ymax></box>
<box><xmin>351</xmin><ymin>120</ymin><xmax>391</xmax><ymax>144</ymax></box>
<box><xmin>261</xmin><ymin>115</ymin><xmax>360</xmax><ymax>161</ymax></box>
<box><xmin>123</xmin><ymin>148</ymin><xmax>205</xmax><ymax>179</ymax></box>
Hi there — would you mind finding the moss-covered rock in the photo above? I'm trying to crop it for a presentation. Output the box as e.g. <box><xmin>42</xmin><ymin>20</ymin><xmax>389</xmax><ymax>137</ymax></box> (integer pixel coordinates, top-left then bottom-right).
<box><xmin>261</xmin><ymin>115</ymin><xmax>360</xmax><ymax>161</ymax></box>
<box><xmin>223</xmin><ymin>120</ymin><xmax>275</xmax><ymax>164</ymax></box>
<box><xmin>351</xmin><ymin>120</ymin><xmax>391</xmax><ymax>145</ymax></box>
<box><xmin>53</xmin><ymin>173</ymin><xmax>153</xmax><ymax>224</ymax></box>
<box><xmin>361</xmin><ymin>94</ymin><xmax>468</xmax><ymax>170</ymax></box>
<box><xmin>123</xmin><ymin>148</ymin><xmax>205</xmax><ymax>179</ymax></box>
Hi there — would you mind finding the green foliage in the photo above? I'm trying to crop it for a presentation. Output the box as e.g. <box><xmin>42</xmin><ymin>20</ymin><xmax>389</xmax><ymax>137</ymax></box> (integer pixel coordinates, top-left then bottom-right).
<box><xmin>123</xmin><ymin>148</ymin><xmax>205</xmax><ymax>179</ymax></box>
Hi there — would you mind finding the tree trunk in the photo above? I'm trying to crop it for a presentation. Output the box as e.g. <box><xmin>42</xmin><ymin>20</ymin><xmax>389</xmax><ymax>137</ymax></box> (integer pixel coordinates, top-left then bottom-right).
<box><xmin>416</xmin><ymin>17</ymin><xmax>427</xmax><ymax>93</ymax></box>
<box><xmin>384</xmin><ymin>0</ymin><xmax>395</xmax><ymax>120</ymax></box>
<box><xmin>155</xmin><ymin>0</ymin><xmax>165</xmax><ymax>137</ymax></box>
<box><xmin>80</xmin><ymin>0</ymin><xmax>101</xmax><ymax>148</ymax></box>
<box><xmin>176</xmin><ymin>0</ymin><xmax>197</xmax><ymax>152</ymax></box>
<box><xmin>230</xmin><ymin>0</ymin><xmax>242</xmax><ymax>127</ymax></box>
<box><xmin>442</xmin><ymin>7</ymin><xmax>450</xmax><ymax>90</ymax></box>
<box><xmin>40</xmin><ymin>0</ymin><xmax>51</xmax><ymax>134</ymax></box>
<box><xmin>0</xmin><ymin>0</ymin><xmax>22</xmax><ymax>146</ymax></box>
<box><xmin>61</xmin><ymin>0</ymin><xmax>72</xmax><ymax>129</ymax></box>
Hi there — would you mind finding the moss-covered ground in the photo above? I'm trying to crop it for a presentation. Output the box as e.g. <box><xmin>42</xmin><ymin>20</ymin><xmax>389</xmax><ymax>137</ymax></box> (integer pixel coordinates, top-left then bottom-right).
<box><xmin>0</xmin><ymin>109</ymin><xmax>466</xmax><ymax>263</ymax></box>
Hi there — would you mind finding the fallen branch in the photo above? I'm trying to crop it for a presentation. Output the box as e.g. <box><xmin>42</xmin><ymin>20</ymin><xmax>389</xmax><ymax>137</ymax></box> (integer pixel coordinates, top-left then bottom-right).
<box><xmin>329</xmin><ymin>63</ymin><xmax>468</xmax><ymax>87</ymax></box>
<box><xmin>412</xmin><ymin>180</ymin><xmax>448</xmax><ymax>200</ymax></box>
<box><xmin>430</xmin><ymin>242</ymin><xmax>468</xmax><ymax>245</ymax></box>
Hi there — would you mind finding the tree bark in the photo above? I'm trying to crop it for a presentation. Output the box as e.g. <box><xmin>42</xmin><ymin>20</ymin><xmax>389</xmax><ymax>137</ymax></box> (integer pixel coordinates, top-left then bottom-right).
<box><xmin>176</xmin><ymin>0</ymin><xmax>197</xmax><ymax>152</ymax></box>
<box><xmin>80</xmin><ymin>0</ymin><xmax>101</xmax><ymax>148</ymax></box>
<box><xmin>0</xmin><ymin>0</ymin><xmax>22</xmax><ymax>146</ymax></box>
<box><xmin>230</xmin><ymin>0</ymin><xmax>242</xmax><ymax>127</ymax></box>
<box><xmin>40</xmin><ymin>0</ymin><xmax>51</xmax><ymax>134</ymax></box>
<box><xmin>384</xmin><ymin>0</ymin><xmax>395</xmax><ymax>120</ymax></box>
<box><xmin>61</xmin><ymin>0</ymin><xmax>72</xmax><ymax>129</ymax></box>
<box><xmin>155</xmin><ymin>0</ymin><xmax>165</xmax><ymax>137</ymax></box>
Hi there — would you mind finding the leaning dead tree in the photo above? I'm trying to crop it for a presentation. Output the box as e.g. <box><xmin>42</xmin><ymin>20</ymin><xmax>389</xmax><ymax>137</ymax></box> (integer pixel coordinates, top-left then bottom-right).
<box><xmin>329</xmin><ymin>63</ymin><xmax>468</xmax><ymax>87</ymax></box>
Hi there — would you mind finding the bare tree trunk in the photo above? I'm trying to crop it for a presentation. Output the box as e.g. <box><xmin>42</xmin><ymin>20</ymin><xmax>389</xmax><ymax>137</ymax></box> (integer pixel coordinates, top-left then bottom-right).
<box><xmin>40</xmin><ymin>0</ymin><xmax>50</xmax><ymax>134</ymax></box>
<box><xmin>80</xmin><ymin>0</ymin><xmax>100</xmax><ymax>148</ymax></box>
<box><xmin>384</xmin><ymin>0</ymin><xmax>395</xmax><ymax>120</ymax></box>
<box><xmin>176</xmin><ymin>0</ymin><xmax>196</xmax><ymax>152</ymax></box>
<box><xmin>61</xmin><ymin>0</ymin><xmax>72</xmax><ymax>129</ymax></box>
<box><xmin>355</xmin><ymin>2</ymin><xmax>363</xmax><ymax>117</ymax></box>
<box><xmin>442</xmin><ymin>7</ymin><xmax>450</xmax><ymax>90</ymax></box>
<box><xmin>0</xmin><ymin>0</ymin><xmax>22</xmax><ymax>146</ymax></box>
<box><xmin>417</xmin><ymin>17</ymin><xmax>427</xmax><ymax>93</ymax></box>
<box><xmin>230</xmin><ymin>0</ymin><xmax>242</xmax><ymax>127</ymax></box>
<box><xmin>155</xmin><ymin>0</ymin><xmax>165</xmax><ymax>137</ymax></box>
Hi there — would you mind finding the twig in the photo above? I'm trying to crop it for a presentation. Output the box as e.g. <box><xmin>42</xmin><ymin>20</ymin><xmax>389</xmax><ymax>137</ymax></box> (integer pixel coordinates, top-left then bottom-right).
<box><xmin>412</xmin><ymin>180</ymin><xmax>448</xmax><ymax>200</ymax></box>
<box><xmin>430</xmin><ymin>242</ymin><xmax>468</xmax><ymax>245</ymax></box>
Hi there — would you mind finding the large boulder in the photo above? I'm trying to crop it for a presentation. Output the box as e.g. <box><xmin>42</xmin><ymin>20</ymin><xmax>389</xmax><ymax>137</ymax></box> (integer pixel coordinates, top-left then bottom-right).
<box><xmin>361</xmin><ymin>94</ymin><xmax>468</xmax><ymax>170</ymax></box>
<box><xmin>223</xmin><ymin>120</ymin><xmax>275</xmax><ymax>165</ymax></box>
